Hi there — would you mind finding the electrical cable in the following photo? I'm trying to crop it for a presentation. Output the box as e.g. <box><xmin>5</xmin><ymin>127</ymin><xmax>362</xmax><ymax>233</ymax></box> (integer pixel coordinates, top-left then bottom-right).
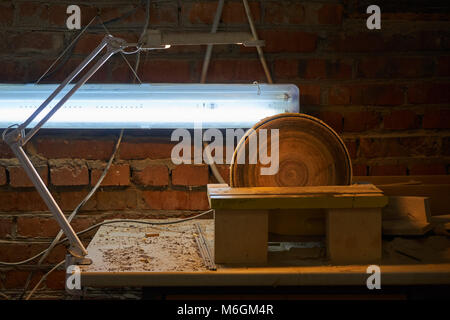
<box><xmin>134</xmin><ymin>0</ymin><xmax>151</xmax><ymax>83</ymax></box>
<box><xmin>35</xmin><ymin>7</ymin><xmax>139</xmax><ymax>83</ymax></box>
<box><xmin>24</xmin><ymin>260</ymin><xmax>65</xmax><ymax>300</ymax></box>
<box><xmin>0</xmin><ymin>291</ymin><xmax>10</xmax><ymax>300</ymax></box>
<box><xmin>0</xmin><ymin>209</ymin><xmax>214</xmax><ymax>267</ymax></box>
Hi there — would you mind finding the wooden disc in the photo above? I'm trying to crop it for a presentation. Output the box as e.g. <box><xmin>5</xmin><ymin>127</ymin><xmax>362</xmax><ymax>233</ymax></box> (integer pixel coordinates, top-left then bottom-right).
<box><xmin>230</xmin><ymin>113</ymin><xmax>352</xmax><ymax>188</ymax></box>
<box><xmin>230</xmin><ymin>113</ymin><xmax>352</xmax><ymax>236</ymax></box>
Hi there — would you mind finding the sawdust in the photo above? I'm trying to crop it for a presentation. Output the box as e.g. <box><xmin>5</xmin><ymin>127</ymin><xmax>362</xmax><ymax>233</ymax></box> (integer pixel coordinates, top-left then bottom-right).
<box><xmin>84</xmin><ymin>220</ymin><xmax>210</xmax><ymax>272</ymax></box>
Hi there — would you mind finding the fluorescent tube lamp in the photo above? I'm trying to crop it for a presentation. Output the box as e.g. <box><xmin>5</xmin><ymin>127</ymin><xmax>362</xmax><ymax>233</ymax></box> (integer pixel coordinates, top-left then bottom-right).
<box><xmin>0</xmin><ymin>83</ymin><xmax>299</xmax><ymax>129</ymax></box>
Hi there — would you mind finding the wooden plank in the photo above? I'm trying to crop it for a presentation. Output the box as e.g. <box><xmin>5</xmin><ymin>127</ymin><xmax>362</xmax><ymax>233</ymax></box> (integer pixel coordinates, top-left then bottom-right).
<box><xmin>383</xmin><ymin>220</ymin><xmax>432</xmax><ymax>235</ymax></box>
<box><xmin>209</xmin><ymin>194</ymin><xmax>388</xmax><ymax>210</ymax></box>
<box><xmin>214</xmin><ymin>209</ymin><xmax>268</xmax><ymax>264</ymax></box>
<box><xmin>377</xmin><ymin>184</ymin><xmax>450</xmax><ymax>216</ymax></box>
<box><xmin>353</xmin><ymin>175</ymin><xmax>450</xmax><ymax>185</ymax></box>
<box><xmin>327</xmin><ymin>208</ymin><xmax>382</xmax><ymax>264</ymax></box>
<box><xmin>381</xmin><ymin>196</ymin><xmax>432</xmax><ymax>235</ymax></box>
<box><xmin>208</xmin><ymin>184</ymin><xmax>383</xmax><ymax>196</ymax></box>
<box><xmin>81</xmin><ymin>263</ymin><xmax>450</xmax><ymax>287</ymax></box>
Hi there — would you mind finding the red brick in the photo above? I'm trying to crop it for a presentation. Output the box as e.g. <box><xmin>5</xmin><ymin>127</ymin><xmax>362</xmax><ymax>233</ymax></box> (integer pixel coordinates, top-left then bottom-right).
<box><xmin>255</xmin><ymin>30</ymin><xmax>317</xmax><ymax>53</ymax></box>
<box><xmin>184</xmin><ymin>1</ymin><xmax>260</xmax><ymax>24</ymax></box>
<box><xmin>329</xmin><ymin>31</ymin><xmax>448</xmax><ymax>53</ymax></box>
<box><xmin>207</xmin><ymin>60</ymin><xmax>266</xmax><ymax>82</ymax></box>
<box><xmin>318</xmin><ymin>4</ymin><xmax>343</xmax><ymax>25</ymax></box>
<box><xmin>0</xmin><ymin>243</ymin><xmax>48</xmax><ymax>262</ymax></box>
<box><xmin>132</xmin><ymin>165</ymin><xmax>169</xmax><ymax>186</ymax></box>
<box><xmin>125</xmin><ymin>2</ymin><xmax>178</xmax><ymax>25</ymax></box>
<box><xmin>333</xmin><ymin>85</ymin><xmax>403</xmax><ymax>106</ymax></box>
<box><xmin>353</xmin><ymin>164</ymin><xmax>367</xmax><ymax>176</ymax></box>
<box><xmin>10</xmin><ymin>32</ymin><xmax>62</xmax><ymax>53</ymax></box>
<box><xmin>329</xmin><ymin>85</ymin><xmax>350</xmax><ymax>105</ymax></box>
<box><xmin>344</xmin><ymin>140</ymin><xmax>357</xmax><ymax>159</ymax></box>
<box><xmin>328</xmin><ymin>33</ymin><xmax>385</xmax><ymax>53</ymax></box>
<box><xmin>96</xmin><ymin>189</ymin><xmax>138</xmax><ymax>211</ymax></box>
<box><xmin>423</xmin><ymin>109</ymin><xmax>450</xmax><ymax>129</ymax></box>
<box><xmin>17</xmin><ymin>217</ymin><xmax>60</xmax><ymax>238</ymax></box>
<box><xmin>33</xmin><ymin>138</ymin><xmax>115</xmax><ymax>160</ymax></box>
<box><xmin>384</xmin><ymin>110</ymin><xmax>420</xmax><ymax>130</ymax></box>
<box><xmin>0</xmin><ymin>166</ymin><xmax>6</xmax><ymax>185</ymax></box>
<box><xmin>8</xmin><ymin>165</ymin><xmax>48</xmax><ymax>187</ymax></box>
<box><xmin>358</xmin><ymin>57</ymin><xmax>433</xmax><ymax>79</ymax></box>
<box><xmin>297</xmin><ymin>84</ymin><xmax>321</xmax><ymax>105</ymax></box>
<box><xmin>50</xmin><ymin>161</ymin><xmax>89</xmax><ymax>186</ymax></box>
<box><xmin>408</xmin><ymin>83</ymin><xmax>450</xmax><ymax>104</ymax></box>
<box><xmin>0</xmin><ymin>59</ymin><xmax>27</xmax><ymax>82</ymax></box>
<box><xmin>120</xmin><ymin>59</ymin><xmax>192</xmax><ymax>83</ymax></box>
<box><xmin>222</xmin><ymin>1</ymin><xmax>261</xmax><ymax>24</ymax></box>
<box><xmin>274</xmin><ymin>59</ymin><xmax>298</xmax><ymax>79</ymax></box>
<box><xmin>188</xmin><ymin>191</ymin><xmax>209</xmax><ymax>211</ymax></box>
<box><xmin>0</xmin><ymin>141</ymin><xmax>14</xmax><ymax>158</ymax></box>
<box><xmin>0</xmin><ymin>191</ymin><xmax>47</xmax><ymax>212</ymax></box>
<box><xmin>363</xmin><ymin>85</ymin><xmax>405</xmax><ymax>106</ymax></box>
<box><xmin>370</xmin><ymin>165</ymin><xmax>407</xmax><ymax>176</ymax></box>
<box><xmin>4</xmin><ymin>270</ymin><xmax>43</xmax><ymax>289</ymax></box>
<box><xmin>91</xmin><ymin>164</ymin><xmax>130</xmax><ymax>186</ymax></box>
<box><xmin>99</xmin><ymin>5</ymin><xmax>135</xmax><ymax>23</ymax></box>
<box><xmin>315</xmin><ymin>111</ymin><xmax>343</xmax><ymax>133</ymax></box>
<box><xmin>119</xmin><ymin>139</ymin><xmax>176</xmax><ymax>160</ymax></box>
<box><xmin>142</xmin><ymin>190</ymin><xmax>189</xmax><ymax>210</ymax></box>
<box><xmin>437</xmin><ymin>56</ymin><xmax>450</xmax><ymax>77</ymax></box>
<box><xmin>343</xmin><ymin>111</ymin><xmax>381</xmax><ymax>132</ymax></box>
<box><xmin>0</xmin><ymin>2</ymin><xmax>13</xmax><ymax>26</ymax></box>
<box><xmin>16</xmin><ymin>2</ymin><xmax>47</xmax><ymax>26</ymax></box>
<box><xmin>264</xmin><ymin>2</ymin><xmax>305</xmax><ymax>24</ymax></box>
<box><xmin>45</xmin><ymin>270</ymin><xmax>65</xmax><ymax>290</ymax></box>
<box><xmin>172</xmin><ymin>164</ymin><xmax>209</xmax><ymax>186</ymax></box>
<box><xmin>142</xmin><ymin>190</ymin><xmax>209</xmax><ymax>210</ymax></box>
<box><xmin>56</xmin><ymin>191</ymin><xmax>97</xmax><ymax>212</ymax></box>
<box><xmin>0</xmin><ymin>218</ymin><xmax>13</xmax><ymax>238</ymax></box>
<box><xmin>298</xmin><ymin>59</ymin><xmax>352</xmax><ymax>80</ymax></box>
<box><xmin>410</xmin><ymin>163</ymin><xmax>447</xmax><ymax>175</ymax></box>
<box><xmin>360</xmin><ymin>137</ymin><xmax>439</xmax><ymax>159</ymax></box>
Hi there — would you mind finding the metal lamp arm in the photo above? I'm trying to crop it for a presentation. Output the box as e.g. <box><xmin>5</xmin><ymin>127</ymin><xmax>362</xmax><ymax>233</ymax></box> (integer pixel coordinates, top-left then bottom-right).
<box><xmin>3</xmin><ymin>35</ymin><xmax>127</xmax><ymax>264</ymax></box>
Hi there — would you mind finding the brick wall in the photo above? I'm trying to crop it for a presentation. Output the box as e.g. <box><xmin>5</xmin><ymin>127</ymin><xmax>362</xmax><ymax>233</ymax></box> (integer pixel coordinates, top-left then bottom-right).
<box><xmin>0</xmin><ymin>0</ymin><xmax>449</xmax><ymax>298</ymax></box>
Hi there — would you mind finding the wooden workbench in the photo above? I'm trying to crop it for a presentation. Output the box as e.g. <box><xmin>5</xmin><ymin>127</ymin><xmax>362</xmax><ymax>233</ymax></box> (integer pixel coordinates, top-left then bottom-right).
<box><xmin>80</xmin><ymin>219</ymin><xmax>450</xmax><ymax>288</ymax></box>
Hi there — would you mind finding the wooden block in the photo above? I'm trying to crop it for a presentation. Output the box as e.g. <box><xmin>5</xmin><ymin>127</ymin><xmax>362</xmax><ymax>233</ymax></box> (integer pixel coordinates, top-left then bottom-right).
<box><xmin>326</xmin><ymin>208</ymin><xmax>381</xmax><ymax>264</ymax></box>
<box><xmin>214</xmin><ymin>209</ymin><xmax>268</xmax><ymax>264</ymax></box>
<box><xmin>382</xmin><ymin>196</ymin><xmax>432</xmax><ymax>235</ymax></box>
<box><xmin>268</xmin><ymin>209</ymin><xmax>325</xmax><ymax>236</ymax></box>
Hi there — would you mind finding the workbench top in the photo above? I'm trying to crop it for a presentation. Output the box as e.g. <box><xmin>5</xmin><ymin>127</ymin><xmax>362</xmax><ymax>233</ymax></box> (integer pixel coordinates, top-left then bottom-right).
<box><xmin>80</xmin><ymin>219</ymin><xmax>450</xmax><ymax>288</ymax></box>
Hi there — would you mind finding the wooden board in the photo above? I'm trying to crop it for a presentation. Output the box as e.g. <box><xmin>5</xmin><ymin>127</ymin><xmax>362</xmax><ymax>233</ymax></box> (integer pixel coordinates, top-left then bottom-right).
<box><xmin>207</xmin><ymin>184</ymin><xmax>388</xmax><ymax>210</ymax></box>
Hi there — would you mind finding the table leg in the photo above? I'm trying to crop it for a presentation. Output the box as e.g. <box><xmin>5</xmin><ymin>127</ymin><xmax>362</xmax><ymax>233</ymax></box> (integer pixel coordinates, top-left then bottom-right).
<box><xmin>326</xmin><ymin>208</ymin><xmax>382</xmax><ymax>264</ymax></box>
<box><xmin>215</xmin><ymin>209</ymin><xmax>268</xmax><ymax>264</ymax></box>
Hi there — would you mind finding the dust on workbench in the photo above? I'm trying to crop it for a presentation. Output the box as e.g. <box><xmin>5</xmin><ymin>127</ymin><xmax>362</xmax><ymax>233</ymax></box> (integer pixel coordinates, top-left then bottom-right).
<box><xmin>82</xmin><ymin>219</ymin><xmax>213</xmax><ymax>272</ymax></box>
